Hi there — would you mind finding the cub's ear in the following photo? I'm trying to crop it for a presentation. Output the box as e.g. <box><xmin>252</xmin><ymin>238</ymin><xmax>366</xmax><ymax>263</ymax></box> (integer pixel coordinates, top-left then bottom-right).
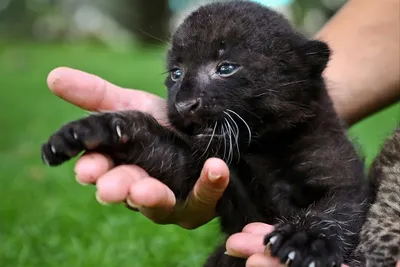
<box><xmin>297</xmin><ymin>40</ymin><xmax>331</xmax><ymax>75</ymax></box>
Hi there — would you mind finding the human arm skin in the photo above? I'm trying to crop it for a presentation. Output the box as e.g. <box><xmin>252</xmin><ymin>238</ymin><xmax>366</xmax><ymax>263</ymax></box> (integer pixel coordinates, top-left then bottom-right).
<box><xmin>316</xmin><ymin>0</ymin><xmax>400</xmax><ymax>126</ymax></box>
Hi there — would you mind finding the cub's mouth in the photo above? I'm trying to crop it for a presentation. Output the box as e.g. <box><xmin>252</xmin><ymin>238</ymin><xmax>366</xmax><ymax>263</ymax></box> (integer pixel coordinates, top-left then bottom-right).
<box><xmin>193</xmin><ymin>122</ymin><xmax>227</xmax><ymax>140</ymax></box>
<box><xmin>181</xmin><ymin>121</ymin><xmax>220</xmax><ymax>138</ymax></box>
<box><xmin>196</xmin><ymin>126</ymin><xmax>216</xmax><ymax>137</ymax></box>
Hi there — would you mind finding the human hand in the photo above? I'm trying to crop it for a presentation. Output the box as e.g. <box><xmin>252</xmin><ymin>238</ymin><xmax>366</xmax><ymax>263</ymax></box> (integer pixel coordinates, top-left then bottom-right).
<box><xmin>46</xmin><ymin>67</ymin><xmax>230</xmax><ymax>229</ymax></box>
<box><xmin>225</xmin><ymin>223</ymin><xmax>283</xmax><ymax>267</ymax></box>
<box><xmin>225</xmin><ymin>223</ymin><xmax>351</xmax><ymax>267</ymax></box>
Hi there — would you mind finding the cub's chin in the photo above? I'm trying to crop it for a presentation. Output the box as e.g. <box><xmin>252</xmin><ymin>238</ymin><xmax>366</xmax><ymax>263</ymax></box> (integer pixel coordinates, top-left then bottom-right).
<box><xmin>180</xmin><ymin>122</ymin><xmax>218</xmax><ymax>137</ymax></box>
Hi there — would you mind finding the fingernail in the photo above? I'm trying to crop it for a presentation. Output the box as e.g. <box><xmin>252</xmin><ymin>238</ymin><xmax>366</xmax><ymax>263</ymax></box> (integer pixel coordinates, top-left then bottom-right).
<box><xmin>208</xmin><ymin>171</ymin><xmax>221</xmax><ymax>182</ymax></box>
<box><xmin>75</xmin><ymin>175</ymin><xmax>90</xmax><ymax>186</ymax></box>
<box><xmin>95</xmin><ymin>192</ymin><xmax>110</xmax><ymax>206</ymax></box>
<box><xmin>125</xmin><ymin>198</ymin><xmax>139</xmax><ymax>209</ymax></box>
<box><xmin>224</xmin><ymin>250</ymin><xmax>243</xmax><ymax>258</ymax></box>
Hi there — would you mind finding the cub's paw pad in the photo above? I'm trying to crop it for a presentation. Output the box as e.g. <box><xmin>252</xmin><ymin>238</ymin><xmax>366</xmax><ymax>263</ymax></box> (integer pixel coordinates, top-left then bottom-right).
<box><xmin>264</xmin><ymin>224</ymin><xmax>342</xmax><ymax>267</ymax></box>
<box><xmin>41</xmin><ymin>113</ymin><xmax>128</xmax><ymax>166</ymax></box>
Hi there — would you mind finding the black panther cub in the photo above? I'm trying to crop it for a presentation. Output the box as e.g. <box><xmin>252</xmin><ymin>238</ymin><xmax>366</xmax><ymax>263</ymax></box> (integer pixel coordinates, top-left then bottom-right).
<box><xmin>41</xmin><ymin>2</ymin><xmax>371</xmax><ymax>267</ymax></box>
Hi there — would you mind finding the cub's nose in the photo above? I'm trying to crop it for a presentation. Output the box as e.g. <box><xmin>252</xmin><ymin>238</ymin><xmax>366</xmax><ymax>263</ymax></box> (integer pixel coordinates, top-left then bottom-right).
<box><xmin>175</xmin><ymin>98</ymin><xmax>202</xmax><ymax>117</ymax></box>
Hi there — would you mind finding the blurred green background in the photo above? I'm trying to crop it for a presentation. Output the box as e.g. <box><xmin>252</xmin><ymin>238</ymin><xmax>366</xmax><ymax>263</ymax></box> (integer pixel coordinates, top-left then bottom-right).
<box><xmin>0</xmin><ymin>1</ymin><xmax>398</xmax><ymax>267</ymax></box>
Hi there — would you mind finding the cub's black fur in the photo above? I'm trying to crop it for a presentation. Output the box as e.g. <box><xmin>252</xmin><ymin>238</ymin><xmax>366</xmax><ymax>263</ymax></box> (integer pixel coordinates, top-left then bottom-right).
<box><xmin>41</xmin><ymin>2</ymin><xmax>371</xmax><ymax>267</ymax></box>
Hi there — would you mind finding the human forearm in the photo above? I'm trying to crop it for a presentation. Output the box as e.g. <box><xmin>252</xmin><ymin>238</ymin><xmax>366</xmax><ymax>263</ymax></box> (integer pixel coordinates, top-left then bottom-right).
<box><xmin>315</xmin><ymin>0</ymin><xmax>400</xmax><ymax>126</ymax></box>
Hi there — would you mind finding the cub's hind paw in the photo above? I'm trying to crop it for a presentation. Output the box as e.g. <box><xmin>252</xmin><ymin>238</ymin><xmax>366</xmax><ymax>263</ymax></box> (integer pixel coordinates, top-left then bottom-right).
<box><xmin>41</xmin><ymin>113</ymin><xmax>129</xmax><ymax>166</ymax></box>
<box><xmin>264</xmin><ymin>223</ymin><xmax>342</xmax><ymax>267</ymax></box>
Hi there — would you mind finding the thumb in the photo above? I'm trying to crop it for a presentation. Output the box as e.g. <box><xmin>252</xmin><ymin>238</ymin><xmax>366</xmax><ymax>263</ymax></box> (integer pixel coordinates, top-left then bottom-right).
<box><xmin>181</xmin><ymin>158</ymin><xmax>229</xmax><ymax>228</ymax></box>
<box><xmin>47</xmin><ymin>67</ymin><xmax>167</xmax><ymax>121</ymax></box>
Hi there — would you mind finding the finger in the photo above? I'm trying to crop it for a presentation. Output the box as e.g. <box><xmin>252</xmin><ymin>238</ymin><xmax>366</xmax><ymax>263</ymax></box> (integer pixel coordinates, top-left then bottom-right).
<box><xmin>226</xmin><ymin>233</ymin><xmax>266</xmax><ymax>258</ymax></box>
<box><xmin>397</xmin><ymin>261</ymin><xmax>400</xmax><ymax>267</ymax></box>
<box><xmin>128</xmin><ymin>178</ymin><xmax>176</xmax><ymax>223</ymax></box>
<box><xmin>242</xmin><ymin>223</ymin><xmax>274</xmax><ymax>235</ymax></box>
<box><xmin>74</xmin><ymin>152</ymin><xmax>114</xmax><ymax>185</ymax></box>
<box><xmin>95</xmin><ymin>165</ymin><xmax>148</xmax><ymax>203</ymax></box>
<box><xmin>246</xmin><ymin>253</ymin><xmax>283</xmax><ymax>267</ymax></box>
<box><xmin>166</xmin><ymin>158</ymin><xmax>229</xmax><ymax>229</ymax></box>
<box><xmin>188</xmin><ymin>157</ymin><xmax>230</xmax><ymax>211</ymax></box>
<box><xmin>47</xmin><ymin>67</ymin><xmax>167</xmax><ymax>120</ymax></box>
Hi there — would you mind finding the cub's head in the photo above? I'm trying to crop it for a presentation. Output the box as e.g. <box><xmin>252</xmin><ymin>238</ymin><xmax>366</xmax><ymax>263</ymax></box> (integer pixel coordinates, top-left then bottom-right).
<box><xmin>165</xmin><ymin>1</ymin><xmax>330</xmax><ymax>146</ymax></box>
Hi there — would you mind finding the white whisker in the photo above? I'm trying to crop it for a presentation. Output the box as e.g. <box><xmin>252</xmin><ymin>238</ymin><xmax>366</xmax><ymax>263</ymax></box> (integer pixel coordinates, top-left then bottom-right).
<box><xmin>227</xmin><ymin>109</ymin><xmax>252</xmax><ymax>146</ymax></box>
<box><xmin>224</xmin><ymin>111</ymin><xmax>241</xmax><ymax>162</ymax></box>
<box><xmin>224</xmin><ymin>118</ymin><xmax>232</xmax><ymax>165</ymax></box>
<box><xmin>200</xmin><ymin>122</ymin><xmax>218</xmax><ymax>158</ymax></box>
<box><xmin>221</xmin><ymin>123</ymin><xmax>227</xmax><ymax>162</ymax></box>
<box><xmin>277</xmin><ymin>79</ymin><xmax>307</xmax><ymax>87</ymax></box>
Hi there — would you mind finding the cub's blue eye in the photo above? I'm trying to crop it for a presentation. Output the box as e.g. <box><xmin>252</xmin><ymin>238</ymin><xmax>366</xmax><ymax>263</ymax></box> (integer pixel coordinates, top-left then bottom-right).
<box><xmin>171</xmin><ymin>68</ymin><xmax>183</xmax><ymax>81</ymax></box>
<box><xmin>217</xmin><ymin>63</ymin><xmax>239</xmax><ymax>77</ymax></box>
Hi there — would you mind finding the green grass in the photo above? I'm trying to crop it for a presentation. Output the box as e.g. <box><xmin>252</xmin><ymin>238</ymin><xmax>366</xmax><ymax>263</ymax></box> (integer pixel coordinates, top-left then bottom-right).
<box><xmin>0</xmin><ymin>41</ymin><xmax>398</xmax><ymax>267</ymax></box>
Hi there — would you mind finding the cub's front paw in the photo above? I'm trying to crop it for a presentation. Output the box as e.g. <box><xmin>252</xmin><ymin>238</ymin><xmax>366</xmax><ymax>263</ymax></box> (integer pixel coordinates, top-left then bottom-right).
<box><xmin>41</xmin><ymin>112</ymin><xmax>132</xmax><ymax>166</ymax></box>
<box><xmin>264</xmin><ymin>224</ymin><xmax>342</xmax><ymax>267</ymax></box>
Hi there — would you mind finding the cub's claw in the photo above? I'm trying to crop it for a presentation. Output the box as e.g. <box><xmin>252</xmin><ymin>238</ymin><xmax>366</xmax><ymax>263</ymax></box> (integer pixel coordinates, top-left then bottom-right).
<box><xmin>263</xmin><ymin>223</ymin><xmax>342</xmax><ymax>267</ymax></box>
